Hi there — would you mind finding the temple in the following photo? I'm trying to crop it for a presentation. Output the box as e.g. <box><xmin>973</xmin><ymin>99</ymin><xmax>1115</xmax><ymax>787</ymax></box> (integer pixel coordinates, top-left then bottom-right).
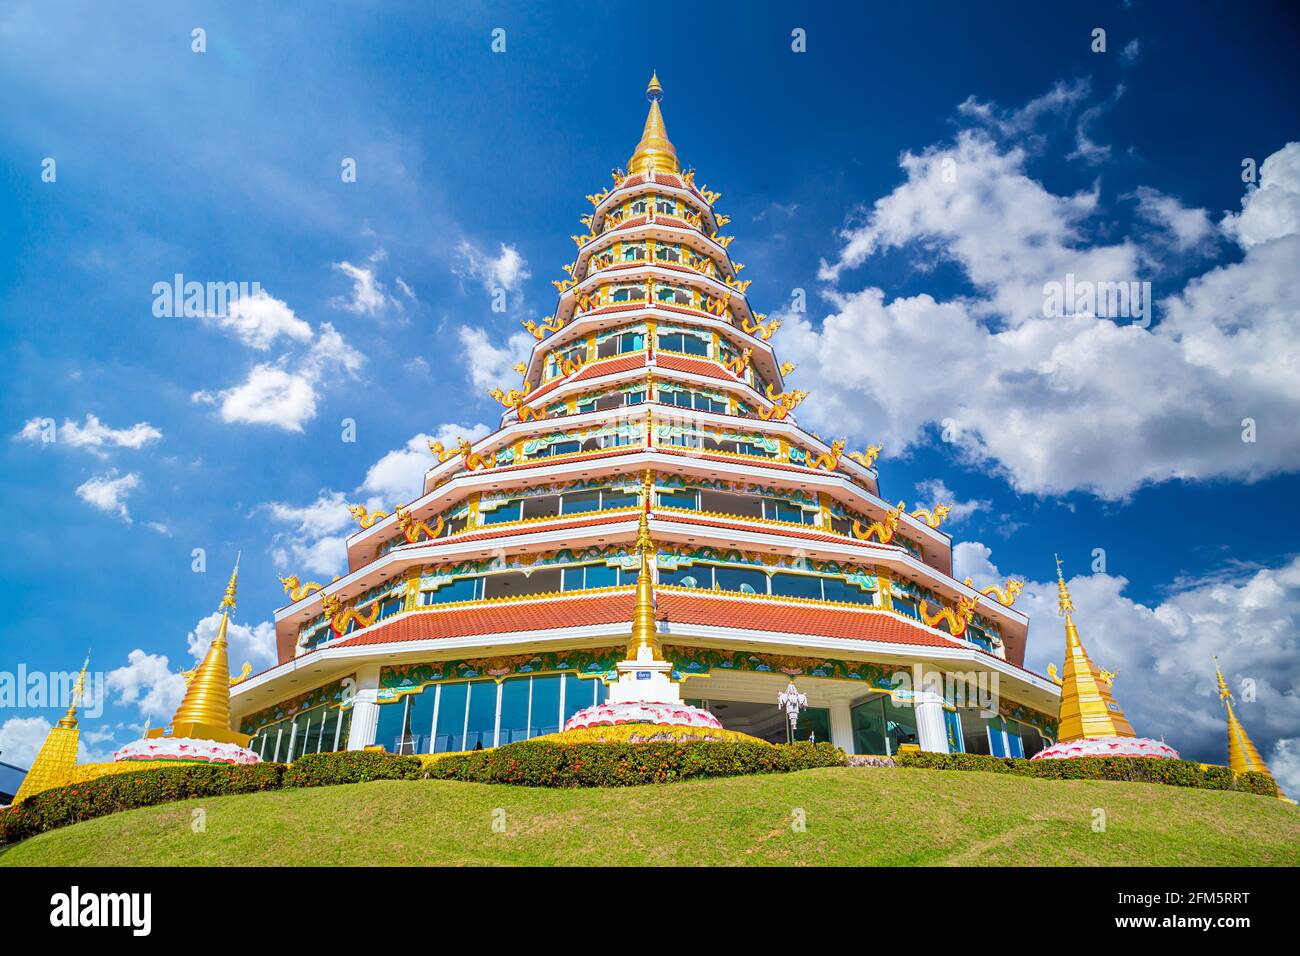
<box><xmin>229</xmin><ymin>76</ymin><xmax>1064</xmax><ymax>759</ymax></box>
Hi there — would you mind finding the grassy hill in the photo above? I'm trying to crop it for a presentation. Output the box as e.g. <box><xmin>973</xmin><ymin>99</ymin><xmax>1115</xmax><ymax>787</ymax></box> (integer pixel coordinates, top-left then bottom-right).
<box><xmin>3</xmin><ymin>767</ymin><xmax>1297</xmax><ymax>866</ymax></box>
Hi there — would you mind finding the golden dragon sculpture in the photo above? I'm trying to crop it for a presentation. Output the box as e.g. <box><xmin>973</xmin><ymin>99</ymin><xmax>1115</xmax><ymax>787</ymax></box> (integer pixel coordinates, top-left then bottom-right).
<box><xmin>705</xmin><ymin>292</ymin><xmax>731</xmax><ymax>317</ymax></box>
<box><xmin>740</xmin><ymin>312</ymin><xmax>781</xmax><ymax>340</ymax></box>
<box><xmin>347</xmin><ymin>504</ymin><xmax>389</xmax><ymax>529</ymax></box>
<box><xmin>846</xmin><ymin>444</ymin><xmax>883</xmax><ymax>469</ymax></box>
<box><xmin>780</xmin><ymin>361</ymin><xmax>796</xmax><ymax>377</ymax></box>
<box><xmin>395</xmin><ymin>504</ymin><xmax>445</xmax><ymax>543</ymax></box>
<box><xmin>558</xmin><ymin>353</ymin><xmax>585</xmax><ymax>377</ymax></box>
<box><xmin>963</xmin><ymin>576</ymin><xmax>1025</xmax><ymax>607</ymax></box>
<box><xmin>278</xmin><ymin>574</ymin><xmax>326</xmax><ymax>602</ymax></box>
<box><xmin>426</xmin><ymin>439</ymin><xmax>461</xmax><ymax>463</ymax></box>
<box><xmin>909</xmin><ymin>504</ymin><xmax>952</xmax><ymax>529</ymax></box>
<box><xmin>722</xmin><ymin>275</ymin><xmax>752</xmax><ymax>293</ymax></box>
<box><xmin>757</xmin><ymin>383</ymin><xmax>808</xmax><ymax>422</ymax></box>
<box><xmin>919</xmin><ymin>594</ymin><xmax>980</xmax><ymax>639</ymax></box>
<box><xmin>523</xmin><ymin>315</ymin><xmax>566</xmax><ymax>339</ymax></box>
<box><xmin>808</xmin><ymin>438</ymin><xmax>847</xmax><ymax>472</ymax></box>
<box><xmin>721</xmin><ymin>347</ymin><xmax>752</xmax><ymax>377</ymax></box>
<box><xmin>489</xmin><ymin>386</ymin><xmax>546</xmax><ymax>422</ymax></box>
<box><xmin>456</xmin><ymin>437</ymin><xmax>497</xmax><ymax>470</ymax></box>
<box><xmin>851</xmin><ymin>500</ymin><xmax>905</xmax><ymax>544</ymax></box>
<box><xmin>322</xmin><ymin>593</ymin><xmax>380</xmax><ymax>637</ymax></box>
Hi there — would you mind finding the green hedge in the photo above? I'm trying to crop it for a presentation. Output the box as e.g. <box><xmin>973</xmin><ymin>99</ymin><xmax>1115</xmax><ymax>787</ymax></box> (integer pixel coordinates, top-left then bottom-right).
<box><xmin>0</xmin><ymin>762</ymin><xmax>286</xmax><ymax>846</ymax></box>
<box><xmin>895</xmin><ymin>751</ymin><xmax>1280</xmax><ymax>797</ymax></box>
<box><xmin>424</xmin><ymin>739</ymin><xmax>846</xmax><ymax>787</ymax></box>
<box><xmin>282</xmin><ymin>751</ymin><xmax>422</xmax><ymax>788</ymax></box>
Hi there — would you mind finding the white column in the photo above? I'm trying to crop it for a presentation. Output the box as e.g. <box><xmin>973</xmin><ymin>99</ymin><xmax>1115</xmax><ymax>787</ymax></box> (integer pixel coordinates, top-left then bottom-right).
<box><xmin>913</xmin><ymin>665</ymin><xmax>949</xmax><ymax>754</ymax></box>
<box><xmin>346</xmin><ymin>663</ymin><xmax>382</xmax><ymax>751</ymax></box>
<box><xmin>829</xmin><ymin>698</ymin><xmax>854</xmax><ymax>754</ymax></box>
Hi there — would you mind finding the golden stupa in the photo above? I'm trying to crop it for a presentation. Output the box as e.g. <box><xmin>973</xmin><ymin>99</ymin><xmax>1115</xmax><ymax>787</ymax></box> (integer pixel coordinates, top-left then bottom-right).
<box><xmin>146</xmin><ymin>558</ymin><xmax>252</xmax><ymax>747</ymax></box>
<box><xmin>1215</xmin><ymin>659</ymin><xmax>1283</xmax><ymax>796</ymax></box>
<box><xmin>12</xmin><ymin>655</ymin><xmax>89</xmax><ymax>804</ymax></box>
<box><xmin>627</xmin><ymin>72</ymin><xmax>679</xmax><ymax>176</ymax></box>
<box><xmin>1033</xmin><ymin>558</ymin><xmax>1178</xmax><ymax>760</ymax></box>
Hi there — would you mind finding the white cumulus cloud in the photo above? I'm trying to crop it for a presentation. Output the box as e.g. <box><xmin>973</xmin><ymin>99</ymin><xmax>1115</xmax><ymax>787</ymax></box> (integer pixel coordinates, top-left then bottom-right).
<box><xmin>75</xmin><ymin>470</ymin><xmax>140</xmax><ymax>522</ymax></box>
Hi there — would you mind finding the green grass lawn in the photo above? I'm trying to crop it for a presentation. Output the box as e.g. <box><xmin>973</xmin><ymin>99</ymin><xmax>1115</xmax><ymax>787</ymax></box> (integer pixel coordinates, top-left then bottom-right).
<box><xmin>3</xmin><ymin>767</ymin><xmax>1297</xmax><ymax>866</ymax></box>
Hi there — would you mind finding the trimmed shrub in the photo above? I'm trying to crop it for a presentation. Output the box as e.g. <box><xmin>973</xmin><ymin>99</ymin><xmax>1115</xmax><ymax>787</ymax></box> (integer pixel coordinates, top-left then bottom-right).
<box><xmin>894</xmin><ymin>751</ymin><xmax>1280</xmax><ymax>798</ymax></box>
<box><xmin>282</xmin><ymin>751</ymin><xmax>422</xmax><ymax>788</ymax></box>
<box><xmin>0</xmin><ymin>762</ymin><xmax>285</xmax><ymax>846</ymax></box>
<box><xmin>424</xmin><ymin>739</ymin><xmax>846</xmax><ymax>787</ymax></box>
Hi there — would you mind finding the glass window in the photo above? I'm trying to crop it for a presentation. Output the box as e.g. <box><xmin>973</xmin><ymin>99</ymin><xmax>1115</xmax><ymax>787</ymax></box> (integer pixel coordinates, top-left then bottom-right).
<box><xmin>562</xmin><ymin>674</ymin><xmax>598</xmax><ymax>724</ymax></box>
<box><xmin>498</xmin><ymin>678</ymin><xmax>531</xmax><ymax>745</ymax></box>
<box><xmin>767</xmin><ymin>500</ymin><xmax>807</xmax><ymax>524</ymax></box>
<box><xmin>851</xmin><ymin>697</ymin><xmax>888</xmax><ymax>755</ymax></box>
<box><xmin>584</xmin><ymin>563</ymin><xmax>619</xmax><ymax>589</ymax></box>
<box><xmin>893</xmin><ymin>597</ymin><xmax>920</xmax><ymax>619</ymax></box>
<box><xmin>601</xmin><ymin>489</ymin><xmax>638</xmax><ymax>510</ymax></box>
<box><xmin>660</xmin><ymin>565</ymin><xmax>709</xmax><ymax>589</ymax></box>
<box><xmin>793</xmin><ymin>706</ymin><xmax>831</xmax><ymax>744</ymax></box>
<box><xmin>822</xmin><ymin>578</ymin><xmax>872</xmax><ymax>605</ymax></box>
<box><xmin>483</xmin><ymin>501</ymin><xmax>522</xmax><ymax>524</ymax></box>
<box><xmin>375</xmin><ymin>699</ymin><xmax>408</xmax><ymax>754</ymax></box>
<box><xmin>770</xmin><ymin>572</ymin><xmax>823</xmax><ymax>600</ymax></box>
<box><xmin>405</xmin><ymin>687</ymin><xmax>435</xmax><ymax>755</ymax></box>
<box><xmin>562</xmin><ymin>489</ymin><xmax>601</xmax><ymax>514</ymax></box>
<box><xmin>714</xmin><ymin>566</ymin><xmax>768</xmax><ymax>595</ymax></box>
<box><xmin>432</xmin><ymin>683</ymin><xmax>469</xmax><ymax>753</ymax></box>
<box><xmin>658</xmin><ymin>489</ymin><xmax>698</xmax><ymax>510</ymax></box>
<box><xmin>378</xmin><ymin>597</ymin><xmax>402</xmax><ymax>620</ymax></box>
<box><xmin>422</xmin><ymin>576</ymin><xmax>480</xmax><ymax>605</ymax></box>
<box><xmin>464</xmin><ymin>681</ymin><xmax>498</xmax><ymax>751</ymax></box>
<box><xmin>883</xmin><ymin>696</ymin><xmax>920</xmax><ymax>753</ymax></box>
<box><xmin>622</xmin><ymin>243</ymin><xmax>645</xmax><ymax>261</ymax></box>
<box><xmin>529</xmin><ymin>675</ymin><xmax>563</xmax><ymax>737</ymax></box>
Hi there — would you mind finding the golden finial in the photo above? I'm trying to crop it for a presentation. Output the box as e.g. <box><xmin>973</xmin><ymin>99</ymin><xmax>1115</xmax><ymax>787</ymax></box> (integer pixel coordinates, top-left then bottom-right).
<box><xmin>627</xmin><ymin>474</ymin><xmax>662</xmax><ymax>661</ymax></box>
<box><xmin>1214</xmin><ymin>658</ymin><xmax>1280</xmax><ymax>791</ymax></box>
<box><xmin>1055</xmin><ymin>553</ymin><xmax>1074</xmax><ymax>615</ymax></box>
<box><xmin>1215</xmin><ymin>657</ymin><xmax>1233</xmax><ymax>701</ymax></box>
<box><xmin>628</xmin><ymin>73</ymin><xmax>679</xmax><ymax>176</ymax></box>
<box><xmin>221</xmin><ymin>551</ymin><xmax>240</xmax><ymax>611</ymax></box>
<box><xmin>57</xmin><ymin>652</ymin><xmax>91</xmax><ymax>729</ymax></box>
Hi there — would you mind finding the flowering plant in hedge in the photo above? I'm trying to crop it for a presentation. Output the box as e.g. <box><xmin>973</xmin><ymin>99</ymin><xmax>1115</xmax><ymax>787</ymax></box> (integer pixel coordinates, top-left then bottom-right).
<box><xmin>895</xmin><ymin>751</ymin><xmax>1279</xmax><ymax>797</ymax></box>
<box><xmin>533</xmin><ymin>723</ymin><xmax>768</xmax><ymax>746</ymax></box>
<box><xmin>423</xmin><ymin>739</ymin><xmax>846</xmax><ymax>788</ymax></box>
<box><xmin>282</xmin><ymin>751</ymin><xmax>422</xmax><ymax>787</ymax></box>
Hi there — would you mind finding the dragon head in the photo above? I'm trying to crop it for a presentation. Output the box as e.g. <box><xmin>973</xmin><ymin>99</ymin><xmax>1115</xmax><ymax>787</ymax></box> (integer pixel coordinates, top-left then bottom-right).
<box><xmin>278</xmin><ymin>574</ymin><xmax>300</xmax><ymax>594</ymax></box>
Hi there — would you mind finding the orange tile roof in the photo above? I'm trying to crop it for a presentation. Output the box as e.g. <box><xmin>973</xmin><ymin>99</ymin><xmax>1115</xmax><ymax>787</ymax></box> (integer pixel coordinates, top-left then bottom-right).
<box><xmin>325</xmin><ymin>589</ymin><xmax>963</xmax><ymax>653</ymax></box>
<box><xmin>655</xmin><ymin>352</ymin><xmax>738</xmax><ymax>382</ymax></box>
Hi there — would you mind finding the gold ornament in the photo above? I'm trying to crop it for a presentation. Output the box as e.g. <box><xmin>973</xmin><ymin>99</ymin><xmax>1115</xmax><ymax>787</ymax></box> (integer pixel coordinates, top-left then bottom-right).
<box><xmin>910</xmin><ymin>504</ymin><xmax>952</xmax><ymax>529</ymax></box>
<box><xmin>347</xmin><ymin>504</ymin><xmax>389</xmax><ymax>529</ymax></box>
<box><xmin>279</xmin><ymin>574</ymin><xmax>326</xmax><ymax>601</ymax></box>
<box><xmin>807</xmin><ymin>438</ymin><xmax>847</xmax><ymax>472</ymax></box>
<box><xmin>846</xmin><ymin>444</ymin><xmax>883</xmax><ymax>470</ymax></box>
<box><xmin>395</xmin><ymin>504</ymin><xmax>445</xmax><ymax>543</ymax></box>
<box><xmin>851</xmin><ymin>500</ymin><xmax>905</xmax><ymax>544</ymax></box>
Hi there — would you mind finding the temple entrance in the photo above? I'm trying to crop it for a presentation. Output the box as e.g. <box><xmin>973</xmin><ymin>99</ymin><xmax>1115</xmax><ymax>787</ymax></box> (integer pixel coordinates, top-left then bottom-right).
<box><xmin>687</xmin><ymin>698</ymin><xmax>831</xmax><ymax>744</ymax></box>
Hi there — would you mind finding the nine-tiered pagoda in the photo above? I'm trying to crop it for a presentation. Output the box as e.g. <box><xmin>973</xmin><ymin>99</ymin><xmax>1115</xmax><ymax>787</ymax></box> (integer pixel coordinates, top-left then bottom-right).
<box><xmin>230</xmin><ymin>76</ymin><xmax>1065</xmax><ymax>760</ymax></box>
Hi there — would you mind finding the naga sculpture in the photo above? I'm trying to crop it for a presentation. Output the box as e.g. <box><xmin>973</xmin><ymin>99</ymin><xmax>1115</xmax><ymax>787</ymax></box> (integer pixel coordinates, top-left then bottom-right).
<box><xmin>279</xmin><ymin>574</ymin><xmax>326</xmax><ymax>602</ymax></box>
<box><xmin>705</xmin><ymin>292</ymin><xmax>731</xmax><ymax>317</ymax></box>
<box><xmin>558</xmin><ymin>353</ymin><xmax>585</xmax><ymax>377</ymax></box>
<box><xmin>586</xmin><ymin>188</ymin><xmax>609</xmax><ymax>206</ymax></box>
<box><xmin>395</xmin><ymin>504</ymin><xmax>445</xmax><ymax>543</ymax></box>
<box><xmin>851</xmin><ymin>500</ymin><xmax>905</xmax><ymax>544</ymax></box>
<box><xmin>183</xmin><ymin>660</ymin><xmax>251</xmax><ymax>686</ymax></box>
<box><xmin>347</xmin><ymin>504</ymin><xmax>389</xmax><ymax>529</ymax></box>
<box><xmin>570</xmin><ymin>232</ymin><xmax>595</xmax><ymax>247</ymax></box>
<box><xmin>699</xmin><ymin>185</ymin><xmax>721</xmax><ymax>204</ymax></box>
<box><xmin>714</xmin><ymin>214</ymin><xmax>731</xmax><ymax>228</ymax></box>
<box><xmin>757</xmin><ymin>383</ymin><xmax>808</xmax><ymax>422</ymax></box>
<box><xmin>780</xmin><ymin>361</ymin><xmax>796</xmax><ymax>377</ymax></box>
<box><xmin>1047</xmin><ymin>663</ymin><xmax>1116</xmax><ymax>688</ymax></box>
<box><xmin>808</xmin><ymin>438</ymin><xmax>847</xmax><ymax>472</ymax></box>
<box><xmin>722</xmin><ymin>347</ymin><xmax>752</xmax><ymax>377</ymax></box>
<box><xmin>489</xmin><ymin>386</ymin><xmax>546</xmax><ymax>422</ymax></box>
<box><xmin>322</xmin><ymin>593</ymin><xmax>380</xmax><ymax>637</ymax></box>
<box><xmin>910</xmin><ymin>504</ymin><xmax>952</xmax><ymax>529</ymax></box>
<box><xmin>456</xmin><ymin>437</ymin><xmax>497</xmax><ymax>470</ymax></box>
<box><xmin>846</xmin><ymin>444</ymin><xmax>883</xmax><ymax>470</ymax></box>
<box><xmin>919</xmin><ymin>594</ymin><xmax>979</xmax><ymax>639</ymax></box>
<box><xmin>740</xmin><ymin>312</ymin><xmax>781</xmax><ymax>340</ymax></box>
<box><xmin>716</xmin><ymin>235</ymin><xmax>735</xmax><ymax>248</ymax></box>
<box><xmin>552</xmin><ymin>277</ymin><xmax>576</xmax><ymax>292</ymax></box>
<box><xmin>523</xmin><ymin>315</ymin><xmax>566</xmax><ymax>339</ymax></box>
<box><xmin>963</xmin><ymin>576</ymin><xmax>1025</xmax><ymax>607</ymax></box>
<box><xmin>427</xmin><ymin>439</ymin><xmax>461</xmax><ymax>463</ymax></box>
<box><xmin>723</xmin><ymin>275</ymin><xmax>753</xmax><ymax>293</ymax></box>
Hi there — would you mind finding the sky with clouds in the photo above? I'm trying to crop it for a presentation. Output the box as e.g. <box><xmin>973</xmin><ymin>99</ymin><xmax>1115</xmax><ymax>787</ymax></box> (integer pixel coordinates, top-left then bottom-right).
<box><xmin>2</xmin><ymin>2</ymin><xmax>1298</xmax><ymax>786</ymax></box>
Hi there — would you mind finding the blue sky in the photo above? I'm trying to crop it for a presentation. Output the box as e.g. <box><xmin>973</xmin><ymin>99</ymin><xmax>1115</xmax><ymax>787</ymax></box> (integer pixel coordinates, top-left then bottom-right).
<box><xmin>2</xmin><ymin>2</ymin><xmax>1298</xmax><ymax>785</ymax></box>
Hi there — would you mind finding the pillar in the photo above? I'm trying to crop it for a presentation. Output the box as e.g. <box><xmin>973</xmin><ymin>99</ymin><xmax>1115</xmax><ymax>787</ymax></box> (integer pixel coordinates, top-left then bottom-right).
<box><xmin>829</xmin><ymin>698</ymin><xmax>855</xmax><ymax>754</ymax></box>
<box><xmin>346</xmin><ymin>663</ymin><xmax>382</xmax><ymax>751</ymax></box>
<box><xmin>913</xmin><ymin>664</ymin><xmax>950</xmax><ymax>754</ymax></box>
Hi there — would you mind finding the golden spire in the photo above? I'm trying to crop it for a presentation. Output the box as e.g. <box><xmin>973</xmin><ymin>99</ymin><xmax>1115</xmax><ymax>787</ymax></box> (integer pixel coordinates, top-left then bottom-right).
<box><xmin>13</xmin><ymin>653</ymin><xmax>90</xmax><ymax>803</ymax></box>
<box><xmin>1215</xmin><ymin>659</ymin><xmax>1279</xmax><ymax>791</ymax></box>
<box><xmin>152</xmin><ymin>557</ymin><xmax>252</xmax><ymax>746</ymax></box>
<box><xmin>1052</xmin><ymin>557</ymin><xmax>1135</xmax><ymax>742</ymax></box>
<box><xmin>628</xmin><ymin>72</ymin><xmax>679</xmax><ymax>176</ymax></box>
<box><xmin>627</xmin><ymin>472</ymin><xmax>663</xmax><ymax>661</ymax></box>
